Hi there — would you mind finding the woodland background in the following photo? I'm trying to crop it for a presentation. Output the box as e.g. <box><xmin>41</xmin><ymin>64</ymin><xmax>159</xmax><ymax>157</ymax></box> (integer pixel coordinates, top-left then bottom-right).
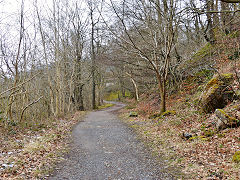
<box><xmin>0</xmin><ymin>0</ymin><xmax>239</xmax><ymax>128</ymax></box>
<box><xmin>1</xmin><ymin>0</ymin><xmax>240</xmax><ymax>179</ymax></box>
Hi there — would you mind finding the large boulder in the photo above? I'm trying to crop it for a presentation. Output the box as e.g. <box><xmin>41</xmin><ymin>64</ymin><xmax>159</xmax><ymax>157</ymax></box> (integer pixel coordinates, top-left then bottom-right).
<box><xmin>200</xmin><ymin>73</ymin><xmax>234</xmax><ymax>113</ymax></box>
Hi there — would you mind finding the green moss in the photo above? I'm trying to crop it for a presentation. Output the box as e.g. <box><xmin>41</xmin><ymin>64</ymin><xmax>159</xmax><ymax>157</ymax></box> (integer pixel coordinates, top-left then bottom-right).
<box><xmin>201</xmin><ymin>73</ymin><xmax>234</xmax><ymax>113</ymax></box>
<box><xmin>227</xmin><ymin>31</ymin><xmax>240</xmax><ymax>38</ymax></box>
<box><xmin>189</xmin><ymin>135</ymin><xmax>212</xmax><ymax>141</ymax></box>
<box><xmin>184</xmin><ymin>43</ymin><xmax>214</xmax><ymax>69</ymax></box>
<box><xmin>129</xmin><ymin>111</ymin><xmax>138</xmax><ymax>117</ymax></box>
<box><xmin>204</xmin><ymin>130</ymin><xmax>215</xmax><ymax>137</ymax></box>
<box><xmin>124</xmin><ymin>91</ymin><xmax>131</xmax><ymax>97</ymax></box>
<box><xmin>217</xmin><ymin>109</ymin><xmax>238</xmax><ymax>123</ymax></box>
<box><xmin>130</xmin><ymin>124</ymin><xmax>139</xmax><ymax>129</ymax></box>
<box><xmin>125</xmin><ymin>105</ymin><xmax>136</xmax><ymax>110</ymax></box>
<box><xmin>200</xmin><ymin>137</ymin><xmax>210</xmax><ymax>141</ymax></box>
<box><xmin>206</xmin><ymin>73</ymin><xmax>233</xmax><ymax>90</ymax></box>
<box><xmin>149</xmin><ymin>110</ymin><xmax>176</xmax><ymax>119</ymax></box>
<box><xmin>222</xmin><ymin>73</ymin><xmax>233</xmax><ymax>80</ymax></box>
<box><xmin>104</xmin><ymin>90</ymin><xmax>131</xmax><ymax>101</ymax></box>
<box><xmin>217</xmin><ymin>133</ymin><xmax>226</xmax><ymax>138</ymax></box>
<box><xmin>97</xmin><ymin>103</ymin><xmax>114</xmax><ymax>110</ymax></box>
<box><xmin>104</xmin><ymin>91</ymin><xmax>120</xmax><ymax>101</ymax></box>
<box><xmin>195</xmin><ymin>69</ymin><xmax>214</xmax><ymax>78</ymax></box>
<box><xmin>177</xmin><ymin>158</ymin><xmax>184</xmax><ymax>163</ymax></box>
<box><xmin>161</xmin><ymin>110</ymin><xmax>176</xmax><ymax>116</ymax></box>
<box><xmin>232</xmin><ymin>151</ymin><xmax>240</xmax><ymax>163</ymax></box>
<box><xmin>189</xmin><ymin>136</ymin><xmax>198</xmax><ymax>141</ymax></box>
<box><xmin>193</xmin><ymin>43</ymin><xmax>213</xmax><ymax>60</ymax></box>
<box><xmin>206</xmin><ymin>77</ymin><xmax>220</xmax><ymax>89</ymax></box>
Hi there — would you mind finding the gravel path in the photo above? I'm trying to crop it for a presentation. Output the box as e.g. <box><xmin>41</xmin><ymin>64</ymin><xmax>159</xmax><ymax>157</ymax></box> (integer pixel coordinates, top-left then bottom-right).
<box><xmin>49</xmin><ymin>102</ymin><xmax>175</xmax><ymax>180</ymax></box>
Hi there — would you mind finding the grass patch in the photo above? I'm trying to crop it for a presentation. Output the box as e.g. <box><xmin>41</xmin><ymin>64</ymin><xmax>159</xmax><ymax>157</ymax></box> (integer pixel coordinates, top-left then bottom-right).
<box><xmin>97</xmin><ymin>103</ymin><xmax>114</xmax><ymax>110</ymax></box>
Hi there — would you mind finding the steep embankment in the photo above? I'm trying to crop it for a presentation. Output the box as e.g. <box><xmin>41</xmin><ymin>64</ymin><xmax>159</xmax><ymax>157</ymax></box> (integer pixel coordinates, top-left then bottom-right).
<box><xmin>120</xmin><ymin>73</ymin><xmax>240</xmax><ymax>179</ymax></box>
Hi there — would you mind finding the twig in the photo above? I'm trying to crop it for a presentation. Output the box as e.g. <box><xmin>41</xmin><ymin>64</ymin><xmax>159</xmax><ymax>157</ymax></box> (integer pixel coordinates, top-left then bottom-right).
<box><xmin>20</xmin><ymin>96</ymin><xmax>43</xmax><ymax>122</ymax></box>
<box><xmin>0</xmin><ymin>72</ymin><xmax>41</xmax><ymax>97</ymax></box>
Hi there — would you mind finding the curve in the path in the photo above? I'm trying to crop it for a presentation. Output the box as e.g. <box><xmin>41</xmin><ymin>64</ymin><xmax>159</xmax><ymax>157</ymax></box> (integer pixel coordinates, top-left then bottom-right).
<box><xmin>49</xmin><ymin>102</ymin><xmax>175</xmax><ymax>180</ymax></box>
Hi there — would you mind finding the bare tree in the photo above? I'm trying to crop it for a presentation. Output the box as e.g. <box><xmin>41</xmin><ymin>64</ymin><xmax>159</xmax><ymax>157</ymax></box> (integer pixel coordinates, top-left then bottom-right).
<box><xmin>106</xmin><ymin>0</ymin><xmax>181</xmax><ymax>113</ymax></box>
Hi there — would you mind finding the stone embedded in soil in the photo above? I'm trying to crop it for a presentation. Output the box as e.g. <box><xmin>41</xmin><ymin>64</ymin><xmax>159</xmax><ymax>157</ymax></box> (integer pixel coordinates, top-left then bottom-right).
<box><xmin>182</xmin><ymin>132</ymin><xmax>192</xmax><ymax>140</ymax></box>
<box><xmin>129</xmin><ymin>111</ymin><xmax>138</xmax><ymax>117</ymax></box>
<box><xmin>215</xmin><ymin>109</ymin><xmax>240</xmax><ymax>130</ymax></box>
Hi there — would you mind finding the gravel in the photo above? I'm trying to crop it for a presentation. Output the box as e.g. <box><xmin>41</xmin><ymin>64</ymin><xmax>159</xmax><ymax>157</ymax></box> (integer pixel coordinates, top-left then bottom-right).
<box><xmin>48</xmin><ymin>102</ymin><xmax>175</xmax><ymax>180</ymax></box>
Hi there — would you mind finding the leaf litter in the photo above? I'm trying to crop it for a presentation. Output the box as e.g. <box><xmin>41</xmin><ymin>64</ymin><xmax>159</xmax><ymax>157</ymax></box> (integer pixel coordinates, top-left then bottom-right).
<box><xmin>0</xmin><ymin>111</ymin><xmax>86</xmax><ymax>179</ymax></box>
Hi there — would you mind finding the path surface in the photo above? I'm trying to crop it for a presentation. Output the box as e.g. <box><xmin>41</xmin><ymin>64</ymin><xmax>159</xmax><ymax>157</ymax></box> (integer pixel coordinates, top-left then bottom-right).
<box><xmin>49</xmin><ymin>102</ymin><xmax>175</xmax><ymax>180</ymax></box>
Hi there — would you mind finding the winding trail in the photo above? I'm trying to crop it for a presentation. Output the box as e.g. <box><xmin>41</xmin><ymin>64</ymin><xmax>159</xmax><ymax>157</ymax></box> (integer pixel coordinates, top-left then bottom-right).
<box><xmin>49</xmin><ymin>102</ymin><xmax>175</xmax><ymax>180</ymax></box>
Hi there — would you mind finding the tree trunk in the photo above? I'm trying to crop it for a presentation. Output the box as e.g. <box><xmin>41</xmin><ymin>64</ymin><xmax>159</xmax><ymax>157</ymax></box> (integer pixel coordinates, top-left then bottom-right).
<box><xmin>156</xmin><ymin>72</ymin><xmax>166</xmax><ymax>114</ymax></box>
<box><xmin>90</xmin><ymin>5</ymin><xmax>96</xmax><ymax>109</ymax></box>
<box><xmin>160</xmin><ymin>87</ymin><xmax>166</xmax><ymax>114</ymax></box>
<box><xmin>221</xmin><ymin>1</ymin><xmax>232</xmax><ymax>33</ymax></box>
<box><xmin>213</xmin><ymin>0</ymin><xmax>220</xmax><ymax>28</ymax></box>
<box><xmin>130</xmin><ymin>77</ymin><xmax>139</xmax><ymax>101</ymax></box>
<box><xmin>92</xmin><ymin>72</ymin><xmax>96</xmax><ymax>109</ymax></box>
<box><xmin>206</xmin><ymin>0</ymin><xmax>215</xmax><ymax>44</ymax></box>
<box><xmin>77</xmin><ymin>85</ymin><xmax>84</xmax><ymax>111</ymax></box>
<box><xmin>74</xmin><ymin>84</ymin><xmax>84</xmax><ymax>111</ymax></box>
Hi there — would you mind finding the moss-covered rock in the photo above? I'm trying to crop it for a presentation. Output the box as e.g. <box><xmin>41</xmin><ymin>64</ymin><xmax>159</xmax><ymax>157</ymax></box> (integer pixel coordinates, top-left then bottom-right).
<box><xmin>195</xmin><ymin>69</ymin><xmax>214</xmax><ymax>79</ymax></box>
<box><xmin>129</xmin><ymin>111</ymin><xmax>138</xmax><ymax>117</ymax></box>
<box><xmin>179</xmin><ymin>43</ymin><xmax>215</xmax><ymax>75</ymax></box>
<box><xmin>192</xmin><ymin>43</ymin><xmax>213</xmax><ymax>63</ymax></box>
<box><xmin>215</xmin><ymin>109</ymin><xmax>240</xmax><ymax>130</ymax></box>
<box><xmin>161</xmin><ymin>110</ymin><xmax>176</xmax><ymax>116</ymax></box>
<box><xmin>200</xmin><ymin>73</ymin><xmax>234</xmax><ymax>113</ymax></box>
<box><xmin>232</xmin><ymin>151</ymin><xmax>240</xmax><ymax>163</ymax></box>
<box><xmin>149</xmin><ymin>110</ymin><xmax>176</xmax><ymax>119</ymax></box>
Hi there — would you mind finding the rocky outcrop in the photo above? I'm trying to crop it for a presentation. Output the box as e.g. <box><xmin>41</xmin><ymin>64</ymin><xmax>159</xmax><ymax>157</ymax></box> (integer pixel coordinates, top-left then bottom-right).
<box><xmin>200</xmin><ymin>73</ymin><xmax>234</xmax><ymax>113</ymax></box>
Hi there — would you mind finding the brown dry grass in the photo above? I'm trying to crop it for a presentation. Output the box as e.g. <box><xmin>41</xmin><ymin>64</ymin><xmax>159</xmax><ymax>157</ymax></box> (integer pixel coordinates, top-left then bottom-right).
<box><xmin>0</xmin><ymin>111</ymin><xmax>86</xmax><ymax>179</ymax></box>
<box><xmin>121</xmin><ymin>90</ymin><xmax>240</xmax><ymax>179</ymax></box>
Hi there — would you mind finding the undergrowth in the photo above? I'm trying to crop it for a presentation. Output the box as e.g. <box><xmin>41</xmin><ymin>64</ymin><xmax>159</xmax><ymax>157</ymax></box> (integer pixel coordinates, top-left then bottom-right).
<box><xmin>120</xmin><ymin>71</ymin><xmax>240</xmax><ymax>179</ymax></box>
<box><xmin>0</xmin><ymin>111</ymin><xmax>86</xmax><ymax>179</ymax></box>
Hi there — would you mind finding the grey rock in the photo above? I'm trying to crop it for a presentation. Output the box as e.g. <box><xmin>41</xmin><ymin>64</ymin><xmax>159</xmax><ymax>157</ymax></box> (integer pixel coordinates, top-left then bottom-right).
<box><xmin>182</xmin><ymin>132</ymin><xmax>192</xmax><ymax>140</ymax></box>
<box><xmin>215</xmin><ymin>109</ymin><xmax>228</xmax><ymax>130</ymax></box>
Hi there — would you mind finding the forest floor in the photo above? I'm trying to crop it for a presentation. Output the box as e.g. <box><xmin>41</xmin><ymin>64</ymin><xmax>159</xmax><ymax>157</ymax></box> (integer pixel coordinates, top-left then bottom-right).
<box><xmin>49</xmin><ymin>102</ymin><xmax>177</xmax><ymax>180</ymax></box>
<box><xmin>2</xmin><ymin>96</ymin><xmax>239</xmax><ymax>179</ymax></box>
<box><xmin>0</xmin><ymin>111</ymin><xmax>86</xmax><ymax>179</ymax></box>
<box><xmin>120</xmin><ymin>91</ymin><xmax>240</xmax><ymax>179</ymax></box>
